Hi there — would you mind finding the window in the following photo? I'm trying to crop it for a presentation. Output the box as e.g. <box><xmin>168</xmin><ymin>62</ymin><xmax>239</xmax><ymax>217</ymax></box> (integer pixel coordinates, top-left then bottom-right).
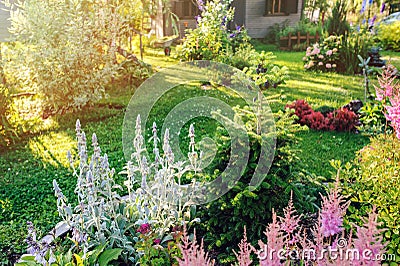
<box><xmin>174</xmin><ymin>0</ymin><xmax>200</xmax><ymax>19</ymax></box>
<box><xmin>265</xmin><ymin>0</ymin><xmax>298</xmax><ymax>16</ymax></box>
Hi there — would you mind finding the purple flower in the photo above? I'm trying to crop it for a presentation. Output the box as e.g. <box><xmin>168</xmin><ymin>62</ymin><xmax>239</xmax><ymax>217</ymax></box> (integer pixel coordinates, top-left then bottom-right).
<box><xmin>229</xmin><ymin>33</ymin><xmax>236</xmax><ymax>38</ymax></box>
<box><xmin>154</xmin><ymin>238</ymin><xmax>161</xmax><ymax>245</ymax></box>
<box><xmin>196</xmin><ymin>0</ymin><xmax>204</xmax><ymax>11</ymax></box>
<box><xmin>380</xmin><ymin>2</ymin><xmax>386</xmax><ymax>13</ymax></box>
<box><xmin>221</xmin><ymin>16</ymin><xmax>227</xmax><ymax>26</ymax></box>
<box><xmin>361</xmin><ymin>0</ymin><xmax>367</xmax><ymax>14</ymax></box>
<box><xmin>137</xmin><ymin>223</ymin><xmax>151</xmax><ymax>234</ymax></box>
<box><xmin>236</xmin><ymin>25</ymin><xmax>241</xmax><ymax>31</ymax></box>
<box><xmin>369</xmin><ymin>15</ymin><xmax>377</xmax><ymax>26</ymax></box>
<box><xmin>368</xmin><ymin>0</ymin><xmax>373</xmax><ymax>5</ymax></box>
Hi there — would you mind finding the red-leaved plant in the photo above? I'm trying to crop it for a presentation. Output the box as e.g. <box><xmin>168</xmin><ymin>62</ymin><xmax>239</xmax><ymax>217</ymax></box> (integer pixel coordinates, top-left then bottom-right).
<box><xmin>286</xmin><ymin>100</ymin><xmax>359</xmax><ymax>132</ymax></box>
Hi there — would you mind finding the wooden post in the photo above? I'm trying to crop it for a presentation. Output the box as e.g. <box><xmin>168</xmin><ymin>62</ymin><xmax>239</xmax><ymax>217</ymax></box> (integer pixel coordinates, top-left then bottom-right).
<box><xmin>288</xmin><ymin>32</ymin><xmax>292</xmax><ymax>50</ymax></box>
<box><xmin>297</xmin><ymin>31</ymin><xmax>300</xmax><ymax>46</ymax></box>
<box><xmin>316</xmin><ymin>32</ymin><xmax>320</xmax><ymax>43</ymax></box>
<box><xmin>306</xmin><ymin>32</ymin><xmax>310</xmax><ymax>46</ymax></box>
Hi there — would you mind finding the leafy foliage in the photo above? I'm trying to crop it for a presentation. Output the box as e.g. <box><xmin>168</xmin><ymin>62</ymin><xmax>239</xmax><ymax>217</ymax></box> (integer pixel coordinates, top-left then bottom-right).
<box><xmin>376</xmin><ymin>21</ymin><xmax>400</xmax><ymax>51</ymax></box>
<box><xmin>325</xmin><ymin>0</ymin><xmax>350</xmax><ymax>36</ymax></box>
<box><xmin>340</xmin><ymin>136</ymin><xmax>400</xmax><ymax>264</ymax></box>
<box><xmin>181</xmin><ymin>172</ymin><xmax>388</xmax><ymax>265</ymax></box>
<box><xmin>178</xmin><ymin>0</ymin><xmax>234</xmax><ymax>61</ymax></box>
<box><xmin>197</xmin><ymin>103</ymin><xmax>323</xmax><ymax>264</ymax></box>
<box><xmin>177</xmin><ymin>0</ymin><xmax>288</xmax><ymax>89</ymax></box>
<box><xmin>45</xmin><ymin>116</ymin><xmax>199</xmax><ymax>264</ymax></box>
<box><xmin>339</xmin><ymin>28</ymin><xmax>374</xmax><ymax>74</ymax></box>
<box><xmin>3</xmin><ymin>0</ymin><xmax>150</xmax><ymax>113</ymax></box>
<box><xmin>357</xmin><ymin>101</ymin><xmax>388</xmax><ymax>135</ymax></box>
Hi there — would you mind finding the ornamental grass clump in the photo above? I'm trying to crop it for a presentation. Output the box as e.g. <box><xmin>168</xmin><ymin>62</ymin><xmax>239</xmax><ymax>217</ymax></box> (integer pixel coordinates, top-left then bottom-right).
<box><xmin>48</xmin><ymin>115</ymin><xmax>200</xmax><ymax>264</ymax></box>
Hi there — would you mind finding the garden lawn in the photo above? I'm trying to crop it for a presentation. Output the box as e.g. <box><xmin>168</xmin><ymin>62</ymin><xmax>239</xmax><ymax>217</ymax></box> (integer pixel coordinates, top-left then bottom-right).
<box><xmin>1</xmin><ymin>45</ymin><xmax>398</xmax><ymax>263</ymax></box>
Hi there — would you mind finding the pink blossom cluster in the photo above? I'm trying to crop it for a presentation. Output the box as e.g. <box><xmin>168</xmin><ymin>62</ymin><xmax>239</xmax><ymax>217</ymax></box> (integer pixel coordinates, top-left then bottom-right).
<box><xmin>303</xmin><ymin>37</ymin><xmax>340</xmax><ymax>72</ymax></box>
<box><xmin>177</xmin><ymin>173</ymin><xmax>387</xmax><ymax>265</ymax></box>
<box><xmin>374</xmin><ymin>64</ymin><xmax>400</xmax><ymax>139</ymax></box>
<box><xmin>257</xmin><ymin>173</ymin><xmax>385</xmax><ymax>265</ymax></box>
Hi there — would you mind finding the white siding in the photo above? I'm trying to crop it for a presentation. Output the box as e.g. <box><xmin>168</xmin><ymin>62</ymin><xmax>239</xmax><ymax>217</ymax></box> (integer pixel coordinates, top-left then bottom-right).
<box><xmin>244</xmin><ymin>0</ymin><xmax>302</xmax><ymax>38</ymax></box>
<box><xmin>0</xmin><ymin>2</ymin><xmax>11</xmax><ymax>42</ymax></box>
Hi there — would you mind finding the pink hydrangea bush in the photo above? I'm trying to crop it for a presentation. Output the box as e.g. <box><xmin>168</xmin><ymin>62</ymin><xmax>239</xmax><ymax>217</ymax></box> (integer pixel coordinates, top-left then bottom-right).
<box><xmin>303</xmin><ymin>36</ymin><xmax>341</xmax><ymax>72</ymax></box>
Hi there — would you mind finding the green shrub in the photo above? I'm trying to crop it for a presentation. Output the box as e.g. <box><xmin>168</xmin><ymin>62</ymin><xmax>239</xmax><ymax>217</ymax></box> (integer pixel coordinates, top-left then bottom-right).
<box><xmin>278</xmin><ymin>20</ymin><xmax>322</xmax><ymax>39</ymax></box>
<box><xmin>265</xmin><ymin>20</ymin><xmax>290</xmax><ymax>44</ymax></box>
<box><xmin>304</xmin><ymin>28</ymin><xmax>374</xmax><ymax>74</ymax></box>
<box><xmin>376</xmin><ymin>21</ymin><xmax>400</xmax><ymax>51</ymax></box>
<box><xmin>357</xmin><ymin>100</ymin><xmax>389</xmax><ymax>136</ymax></box>
<box><xmin>325</xmin><ymin>0</ymin><xmax>350</xmax><ymax>36</ymax></box>
<box><xmin>197</xmin><ymin>105</ymin><xmax>324</xmax><ymax>264</ymax></box>
<box><xmin>4</xmin><ymin>0</ymin><xmax>149</xmax><ymax>113</ymax></box>
<box><xmin>178</xmin><ymin>0</ymin><xmax>234</xmax><ymax>61</ymax></box>
<box><xmin>341</xmin><ymin>135</ymin><xmax>400</xmax><ymax>264</ymax></box>
<box><xmin>340</xmin><ymin>28</ymin><xmax>374</xmax><ymax>74</ymax></box>
<box><xmin>273</xmin><ymin>20</ymin><xmax>322</xmax><ymax>50</ymax></box>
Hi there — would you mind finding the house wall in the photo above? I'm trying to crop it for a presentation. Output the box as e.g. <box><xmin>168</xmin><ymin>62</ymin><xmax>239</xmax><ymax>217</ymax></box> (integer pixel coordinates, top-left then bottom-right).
<box><xmin>244</xmin><ymin>0</ymin><xmax>302</xmax><ymax>39</ymax></box>
<box><xmin>164</xmin><ymin>0</ymin><xmax>303</xmax><ymax>39</ymax></box>
<box><xmin>0</xmin><ymin>2</ymin><xmax>11</xmax><ymax>42</ymax></box>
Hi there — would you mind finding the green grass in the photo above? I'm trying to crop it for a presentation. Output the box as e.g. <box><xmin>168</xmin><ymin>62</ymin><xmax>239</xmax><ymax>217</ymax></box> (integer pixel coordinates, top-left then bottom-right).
<box><xmin>1</xmin><ymin>43</ymin><xmax>399</xmax><ymax>264</ymax></box>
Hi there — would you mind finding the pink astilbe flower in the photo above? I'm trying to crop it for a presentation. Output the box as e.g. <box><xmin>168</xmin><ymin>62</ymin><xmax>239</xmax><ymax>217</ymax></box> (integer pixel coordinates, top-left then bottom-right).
<box><xmin>233</xmin><ymin>227</ymin><xmax>255</xmax><ymax>266</ymax></box>
<box><xmin>375</xmin><ymin>64</ymin><xmax>400</xmax><ymax>138</ymax></box>
<box><xmin>258</xmin><ymin>209</ymin><xmax>285</xmax><ymax>266</ymax></box>
<box><xmin>319</xmin><ymin>171</ymin><xmax>350</xmax><ymax>237</ymax></box>
<box><xmin>374</xmin><ymin>64</ymin><xmax>397</xmax><ymax>101</ymax></box>
<box><xmin>352</xmin><ymin>206</ymin><xmax>386</xmax><ymax>266</ymax></box>
<box><xmin>279</xmin><ymin>192</ymin><xmax>301</xmax><ymax>246</ymax></box>
<box><xmin>308</xmin><ymin>216</ymin><xmax>328</xmax><ymax>266</ymax></box>
<box><xmin>325</xmin><ymin>230</ymin><xmax>354</xmax><ymax>266</ymax></box>
<box><xmin>176</xmin><ymin>227</ymin><xmax>215</xmax><ymax>266</ymax></box>
<box><xmin>385</xmin><ymin>103</ymin><xmax>400</xmax><ymax>139</ymax></box>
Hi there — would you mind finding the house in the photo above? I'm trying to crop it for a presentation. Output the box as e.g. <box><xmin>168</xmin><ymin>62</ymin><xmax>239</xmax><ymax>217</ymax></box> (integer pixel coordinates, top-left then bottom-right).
<box><xmin>0</xmin><ymin>2</ymin><xmax>12</xmax><ymax>42</ymax></box>
<box><xmin>163</xmin><ymin>0</ymin><xmax>303</xmax><ymax>39</ymax></box>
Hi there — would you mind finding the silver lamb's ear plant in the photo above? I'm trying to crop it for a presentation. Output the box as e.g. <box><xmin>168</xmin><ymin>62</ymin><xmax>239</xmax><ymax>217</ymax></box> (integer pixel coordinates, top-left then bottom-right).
<box><xmin>52</xmin><ymin>116</ymin><xmax>200</xmax><ymax>263</ymax></box>
<box><xmin>126</xmin><ymin>115</ymin><xmax>201</xmax><ymax>238</ymax></box>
